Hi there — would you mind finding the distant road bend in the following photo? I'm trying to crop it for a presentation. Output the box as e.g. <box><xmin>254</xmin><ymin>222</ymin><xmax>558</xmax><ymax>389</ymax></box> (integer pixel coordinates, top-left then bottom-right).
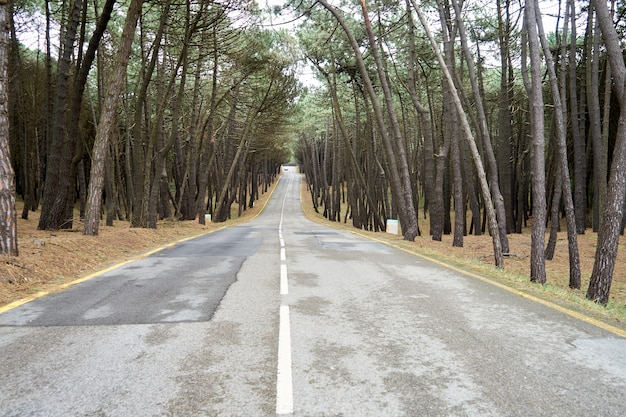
<box><xmin>1</xmin><ymin>170</ymin><xmax>625</xmax><ymax>416</ymax></box>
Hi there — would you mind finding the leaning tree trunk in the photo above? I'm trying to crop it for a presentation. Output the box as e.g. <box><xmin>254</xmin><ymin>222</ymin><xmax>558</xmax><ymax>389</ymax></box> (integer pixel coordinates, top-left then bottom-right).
<box><xmin>586</xmin><ymin>0</ymin><xmax>626</xmax><ymax>304</ymax></box>
<box><xmin>359</xmin><ymin>0</ymin><xmax>418</xmax><ymax>240</ymax></box>
<box><xmin>317</xmin><ymin>0</ymin><xmax>417</xmax><ymax>241</ymax></box>
<box><xmin>0</xmin><ymin>0</ymin><xmax>18</xmax><ymax>255</ymax></box>
<box><xmin>534</xmin><ymin>0</ymin><xmax>581</xmax><ymax>288</ymax></box>
<box><xmin>325</xmin><ymin>67</ymin><xmax>384</xmax><ymax>231</ymax></box>
<box><xmin>451</xmin><ymin>0</ymin><xmax>509</xmax><ymax>253</ymax></box>
<box><xmin>412</xmin><ymin>0</ymin><xmax>503</xmax><ymax>267</ymax></box>
<box><xmin>83</xmin><ymin>0</ymin><xmax>143</xmax><ymax>235</ymax></box>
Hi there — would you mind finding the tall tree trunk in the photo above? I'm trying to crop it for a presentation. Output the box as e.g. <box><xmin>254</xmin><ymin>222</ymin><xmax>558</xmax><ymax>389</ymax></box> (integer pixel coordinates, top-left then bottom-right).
<box><xmin>496</xmin><ymin>0</ymin><xmax>515</xmax><ymax>233</ymax></box>
<box><xmin>523</xmin><ymin>0</ymin><xmax>547</xmax><ymax>283</ymax></box>
<box><xmin>587</xmin><ymin>0</ymin><xmax>626</xmax><ymax>304</ymax></box>
<box><xmin>451</xmin><ymin>114</ymin><xmax>464</xmax><ymax>247</ymax></box>
<box><xmin>534</xmin><ymin>0</ymin><xmax>581</xmax><ymax>288</ymax></box>
<box><xmin>8</xmin><ymin>2</ymin><xmax>33</xmax><ymax>221</ymax></box>
<box><xmin>194</xmin><ymin>28</ymin><xmax>221</xmax><ymax>224</ymax></box>
<box><xmin>0</xmin><ymin>0</ymin><xmax>18</xmax><ymax>255</ymax></box>
<box><xmin>317</xmin><ymin>0</ymin><xmax>417</xmax><ymax>241</ymax></box>
<box><xmin>129</xmin><ymin>0</ymin><xmax>171</xmax><ymax>227</ymax></box>
<box><xmin>359</xmin><ymin>0</ymin><xmax>418</xmax><ymax>240</ymax></box>
<box><xmin>405</xmin><ymin>0</ymin><xmax>436</xmax><ymax>235</ymax></box>
<box><xmin>83</xmin><ymin>0</ymin><xmax>143</xmax><ymax>235</ymax></box>
<box><xmin>567</xmin><ymin>0</ymin><xmax>586</xmax><ymax>234</ymax></box>
<box><xmin>586</xmin><ymin>2</ymin><xmax>606</xmax><ymax>233</ymax></box>
<box><xmin>38</xmin><ymin>0</ymin><xmax>84</xmax><ymax>230</ymax></box>
<box><xmin>451</xmin><ymin>0</ymin><xmax>509</xmax><ymax>253</ymax></box>
<box><xmin>412</xmin><ymin>0</ymin><xmax>503</xmax><ymax>267</ymax></box>
<box><xmin>323</xmin><ymin>66</ymin><xmax>385</xmax><ymax>231</ymax></box>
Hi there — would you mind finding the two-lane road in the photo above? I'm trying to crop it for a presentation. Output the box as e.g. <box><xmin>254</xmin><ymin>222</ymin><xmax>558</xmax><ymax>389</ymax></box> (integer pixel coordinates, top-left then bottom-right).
<box><xmin>1</xmin><ymin>171</ymin><xmax>625</xmax><ymax>416</ymax></box>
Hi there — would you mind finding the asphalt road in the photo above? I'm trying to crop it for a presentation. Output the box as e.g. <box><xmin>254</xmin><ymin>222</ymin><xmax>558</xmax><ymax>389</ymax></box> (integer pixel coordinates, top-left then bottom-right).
<box><xmin>1</xmin><ymin>171</ymin><xmax>625</xmax><ymax>416</ymax></box>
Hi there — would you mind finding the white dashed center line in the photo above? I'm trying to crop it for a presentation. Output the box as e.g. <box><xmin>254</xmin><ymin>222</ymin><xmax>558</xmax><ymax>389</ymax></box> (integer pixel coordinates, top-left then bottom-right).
<box><xmin>276</xmin><ymin>177</ymin><xmax>293</xmax><ymax>415</ymax></box>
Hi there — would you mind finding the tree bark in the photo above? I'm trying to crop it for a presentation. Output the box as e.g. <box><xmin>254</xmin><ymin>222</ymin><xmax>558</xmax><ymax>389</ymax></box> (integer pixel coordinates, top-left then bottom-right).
<box><xmin>586</xmin><ymin>2</ymin><xmax>606</xmax><ymax>233</ymax></box>
<box><xmin>38</xmin><ymin>0</ymin><xmax>84</xmax><ymax>230</ymax></box>
<box><xmin>534</xmin><ymin>0</ymin><xmax>581</xmax><ymax>288</ymax></box>
<box><xmin>0</xmin><ymin>1</ymin><xmax>18</xmax><ymax>255</ymax></box>
<box><xmin>451</xmin><ymin>0</ymin><xmax>509</xmax><ymax>253</ymax></box>
<box><xmin>523</xmin><ymin>0</ymin><xmax>547</xmax><ymax>283</ymax></box>
<box><xmin>586</xmin><ymin>0</ymin><xmax>626</xmax><ymax>304</ymax></box>
<box><xmin>84</xmin><ymin>0</ymin><xmax>143</xmax><ymax>235</ymax></box>
<box><xmin>405</xmin><ymin>0</ymin><xmax>436</xmax><ymax>235</ymax></box>
<box><xmin>317</xmin><ymin>0</ymin><xmax>417</xmax><ymax>241</ymax></box>
<box><xmin>568</xmin><ymin>0</ymin><xmax>586</xmax><ymax>234</ymax></box>
<box><xmin>496</xmin><ymin>0</ymin><xmax>515</xmax><ymax>233</ymax></box>
<box><xmin>359</xmin><ymin>0</ymin><xmax>418</xmax><ymax>240</ymax></box>
<box><xmin>412</xmin><ymin>0</ymin><xmax>503</xmax><ymax>267</ymax></box>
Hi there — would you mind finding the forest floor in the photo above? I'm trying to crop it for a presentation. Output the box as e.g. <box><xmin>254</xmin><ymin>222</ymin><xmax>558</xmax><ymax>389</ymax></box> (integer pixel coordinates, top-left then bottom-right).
<box><xmin>1</xmin><ymin>176</ymin><xmax>625</xmax><ymax>331</ymax></box>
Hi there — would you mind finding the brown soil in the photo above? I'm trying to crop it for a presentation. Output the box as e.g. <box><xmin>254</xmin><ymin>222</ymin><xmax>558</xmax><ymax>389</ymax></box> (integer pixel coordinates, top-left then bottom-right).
<box><xmin>2</xmin><ymin>177</ymin><xmax>625</xmax><ymax>329</ymax></box>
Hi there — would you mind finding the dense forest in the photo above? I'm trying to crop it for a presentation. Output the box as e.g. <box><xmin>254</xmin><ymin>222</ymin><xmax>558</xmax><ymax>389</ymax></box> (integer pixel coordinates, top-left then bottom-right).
<box><xmin>0</xmin><ymin>0</ymin><xmax>625</xmax><ymax>305</ymax></box>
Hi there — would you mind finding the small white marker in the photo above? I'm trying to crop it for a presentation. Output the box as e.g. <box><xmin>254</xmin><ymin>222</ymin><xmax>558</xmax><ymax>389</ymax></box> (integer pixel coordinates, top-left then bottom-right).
<box><xmin>280</xmin><ymin>247</ymin><xmax>286</xmax><ymax>261</ymax></box>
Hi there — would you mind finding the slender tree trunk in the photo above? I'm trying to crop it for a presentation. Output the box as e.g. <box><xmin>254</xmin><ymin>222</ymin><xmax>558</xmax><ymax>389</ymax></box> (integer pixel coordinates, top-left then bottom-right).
<box><xmin>129</xmin><ymin>0</ymin><xmax>170</xmax><ymax>227</ymax></box>
<box><xmin>195</xmin><ymin>28</ymin><xmax>221</xmax><ymax>224</ymax></box>
<box><xmin>0</xmin><ymin>1</ymin><xmax>18</xmax><ymax>255</ymax></box>
<box><xmin>104</xmin><ymin>146</ymin><xmax>116</xmax><ymax>226</ymax></box>
<box><xmin>406</xmin><ymin>0</ymin><xmax>436</xmax><ymax>235</ymax></box>
<box><xmin>412</xmin><ymin>0</ymin><xmax>503</xmax><ymax>267</ymax></box>
<box><xmin>38</xmin><ymin>0</ymin><xmax>84</xmax><ymax>230</ymax></box>
<box><xmin>359</xmin><ymin>0</ymin><xmax>418</xmax><ymax>240</ymax></box>
<box><xmin>496</xmin><ymin>0</ymin><xmax>515</xmax><ymax>233</ymax></box>
<box><xmin>317</xmin><ymin>0</ymin><xmax>416</xmax><ymax>241</ymax></box>
<box><xmin>586</xmin><ymin>2</ymin><xmax>606</xmax><ymax>233</ymax></box>
<box><xmin>534</xmin><ymin>0</ymin><xmax>581</xmax><ymax>288</ymax></box>
<box><xmin>545</xmin><ymin>163</ymin><xmax>562</xmax><ymax>261</ymax></box>
<box><xmin>84</xmin><ymin>0</ymin><xmax>143</xmax><ymax>235</ymax></box>
<box><xmin>524</xmin><ymin>0</ymin><xmax>547</xmax><ymax>283</ymax></box>
<box><xmin>567</xmin><ymin>0</ymin><xmax>586</xmax><ymax>234</ymax></box>
<box><xmin>451</xmin><ymin>114</ymin><xmax>464</xmax><ymax>247</ymax></box>
<box><xmin>325</xmin><ymin>67</ymin><xmax>385</xmax><ymax>231</ymax></box>
<box><xmin>587</xmin><ymin>0</ymin><xmax>626</xmax><ymax>304</ymax></box>
<box><xmin>8</xmin><ymin>3</ymin><xmax>33</xmax><ymax>221</ymax></box>
<box><xmin>451</xmin><ymin>0</ymin><xmax>509</xmax><ymax>253</ymax></box>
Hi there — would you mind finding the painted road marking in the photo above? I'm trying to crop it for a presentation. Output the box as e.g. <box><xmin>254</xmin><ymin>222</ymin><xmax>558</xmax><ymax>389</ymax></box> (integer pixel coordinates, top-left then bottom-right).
<box><xmin>276</xmin><ymin>305</ymin><xmax>294</xmax><ymax>415</ymax></box>
<box><xmin>277</xmin><ymin>175</ymin><xmax>294</xmax><ymax>415</ymax></box>
<box><xmin>280</xmin><ymin>265</ymin><xmax>289</xmax><ymax>295</ymax></box>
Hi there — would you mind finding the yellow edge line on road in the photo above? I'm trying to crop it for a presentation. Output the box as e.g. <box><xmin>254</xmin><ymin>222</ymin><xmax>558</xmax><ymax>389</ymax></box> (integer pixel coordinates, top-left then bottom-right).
<box><xmin>0</xmin><ymin>177</ymin><xmax>281</xmax><ymax>316</ymax></box>
<box><xmin>349</xmin><ymin>229</ymin><xmax>626</xmax><ymax>339</ymax></box>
